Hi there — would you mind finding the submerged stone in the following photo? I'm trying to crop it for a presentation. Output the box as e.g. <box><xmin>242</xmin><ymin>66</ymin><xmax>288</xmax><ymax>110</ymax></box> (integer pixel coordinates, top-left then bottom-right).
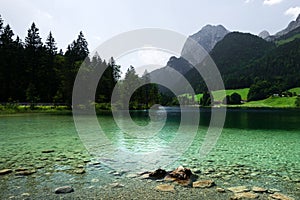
<box><xmin>231</xmin><ymin>192</ymin><xmax>258</xmax><ymax>199</ymax></box>
<box><xmin>54</xmin><ymin>186</ymin><xmax>74</xmax><ymax>194</ymax></box>
<box><xmin>0</xmin><ymin>169</ymin><xmax>12</xmax><ymax>175</ymax></box>
<box><xmin>192</xmin><ymin>180</ymin><xmax>215</xmax><ymax>188</ymax></box>
<box><xmin>269</xmin><ymin>192</ymin><xmax>295</xmax><ymax>200</ymax></box>
<box><xmin>227</xmin><ymin>186</ymin><xmax>249</xmax><ymax>193</ymax></box>
<box><xmin>155</xmin><ymin>184</ymin><xmax>175</xmax><ymax>192</ymax></box>
<box><xmin>252</xmin><ymin>186</ymin><xmax>267</xmax><ymax>193</ymax></box>
<box><xmin>15</xmin><ymin>170</ymin><xmax>36</xmax><ymax>176</ymax></box>
<box><xmin>42</xmin><ymin>150</ymin><xmax>55</xmax><ymax>153</ymax></box>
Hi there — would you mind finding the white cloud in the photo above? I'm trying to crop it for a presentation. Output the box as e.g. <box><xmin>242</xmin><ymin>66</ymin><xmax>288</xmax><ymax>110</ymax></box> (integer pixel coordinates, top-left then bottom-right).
<box><xmin>285</xmin><ymin>7</ymin><xmax>300</xmax><ymax>19</ymax></box>
<box><xmin>244</xmin><ymin>0</ymin><xmax>254</xmax><ymax>3</ymax></box>
<box><xmin>263</xmin><ymin>0</ymin><xmax>283</xmax><ymax>6</ymax></box>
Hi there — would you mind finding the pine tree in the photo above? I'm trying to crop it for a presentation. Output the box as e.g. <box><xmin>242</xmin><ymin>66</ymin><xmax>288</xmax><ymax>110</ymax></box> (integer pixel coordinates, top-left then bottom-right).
<box><xmin>45</xmin><ymin>31</ymin><xmax>57</xmax><ymax>55</ymax></box>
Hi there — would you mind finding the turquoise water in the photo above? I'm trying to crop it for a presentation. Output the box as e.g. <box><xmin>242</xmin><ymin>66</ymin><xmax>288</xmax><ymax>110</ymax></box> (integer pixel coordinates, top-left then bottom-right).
<box><xmin>0</xmin><ymin>108</ymin><xmax>299</xmax><ymax>199</ymax></box>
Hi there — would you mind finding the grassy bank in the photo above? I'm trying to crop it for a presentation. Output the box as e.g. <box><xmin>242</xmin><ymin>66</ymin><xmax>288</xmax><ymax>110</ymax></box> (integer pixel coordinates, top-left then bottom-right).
<box><xmin>0</xmin><ymin>105</ymin><xmax>71</xmax><ymax>115</ymax></box>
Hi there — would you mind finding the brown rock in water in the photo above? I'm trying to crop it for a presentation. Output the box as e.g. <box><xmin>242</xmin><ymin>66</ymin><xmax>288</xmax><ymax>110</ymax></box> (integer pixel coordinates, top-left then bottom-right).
<box><xmin>155</xmin><ymin>184</ymin><xmax>175</xmax><ymax>192</ymax></box>
<box><xmin>149</xmin><ymin>169</ymin><xmax>167</xmax><ymax>179</ymax></box>
<box><xmin>164</xmin><ymin>166</ymin><xmax>197</xmax><ymax>186</ymax></box>
<box><xmin>228</xmin><ymin>186</ymin><xmax>249</xmax><ymax>193</ymax></box>
<box><xmin>0</xmin><ymin>169</ymin><xmax>12</xmax><ymax>175</ymax></box>
<box><xmin>269</xmin><ymin>192</ymin><xmax>295</xmax><ymax>200</ymax></box>
<box><xmin>193</xmin><ymin>180</ymin><xmax>215</xmax><ymax>188</ymax></box>
<box><xmin>252</xmin><ymin>186</ymin><xmax>267</xmax><ymax>193</ymax></box>
<box><xmin>231</xmin><ymin>192</ymin><xmax>258</xmax><ymax>199</ymax></box>
<box><xmin>15</xmin><ymin>170</ymin><xmax>36</xmax><ymax>176</ymax></box>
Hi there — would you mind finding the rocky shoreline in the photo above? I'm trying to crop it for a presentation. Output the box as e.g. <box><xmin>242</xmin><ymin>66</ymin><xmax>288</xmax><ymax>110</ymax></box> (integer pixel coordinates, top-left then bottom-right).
<box><xmin>1</xmin><ymin>162</ymin><xmax>299</xmax><ymax>200</ymax></box>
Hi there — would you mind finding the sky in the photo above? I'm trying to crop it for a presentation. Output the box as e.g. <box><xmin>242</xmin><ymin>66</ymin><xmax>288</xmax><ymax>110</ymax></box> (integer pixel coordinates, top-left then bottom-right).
<box><xmin>1</xmin><ymin>0</ymin><xmax>300</xmax><ymax>75</ymax></box>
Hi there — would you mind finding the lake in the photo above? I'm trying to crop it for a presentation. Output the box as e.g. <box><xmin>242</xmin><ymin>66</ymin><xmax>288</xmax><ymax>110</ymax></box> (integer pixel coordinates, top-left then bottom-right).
<box><xmin>0</xmin><ymin>108</ymin><xmax>299</xmax><ymax>199</ymax></box>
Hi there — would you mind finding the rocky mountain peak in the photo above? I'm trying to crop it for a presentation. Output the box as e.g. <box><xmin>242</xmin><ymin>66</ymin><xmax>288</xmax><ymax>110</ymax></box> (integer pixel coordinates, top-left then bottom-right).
<box><xmin>258</xmin><ymin>30</ymin><xmax>270</xmax><ymax>39</ymax></box>
<box><xmin>275</xmin><ymin>14</ymin><xmax>300</xmax><ymax>37</ymax></box>
<box><xmin>184</xmin><ymin>24</ymin><xmax>230</xmax><ymax>53</ymax></box>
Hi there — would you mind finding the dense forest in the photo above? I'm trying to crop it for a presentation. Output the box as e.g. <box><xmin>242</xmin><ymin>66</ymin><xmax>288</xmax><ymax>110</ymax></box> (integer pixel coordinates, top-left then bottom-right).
<box><xmin>0</xmin><ymin>15</ymin><xmax>160</xmax><ymax>109</ymax></box>
<box><xmin>183</xmin><ymin>32</ymin><xmax>300</xmax><ymax>101</ymax></box>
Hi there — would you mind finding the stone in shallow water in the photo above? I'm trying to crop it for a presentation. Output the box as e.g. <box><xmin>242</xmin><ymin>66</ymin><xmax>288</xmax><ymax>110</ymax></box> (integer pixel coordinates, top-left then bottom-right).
<box><xmin>252</xmin><ymin>186</ymin><xmax>267</xmax><ymax>193</ymax></box>
<box><xmin>110</xmin><ymin>182</ymin><xmax>124</xmax><ymax>188</ymax></box>
<box><xmin>155</xmin><ymin>184</ymin><xmax>175</xmax><ymax>192</ymax></box>
<box><xmin>268</xmin><ymin>188</ymin><xmax>281</xmax><ymax>194</ymax></box>
<box><xmin>269</xmin><ymin>192</ymin><xmax>295</xmax><ymax>200</ymax></box>
<box><xmin>42</xmin><ymin>150</ymin><xmax>55</xmax><ymax>153</ymax></box>
<box><xmin>231</xmin><ymin>192</ymin><xmax>258</xmax><ymax>199</ymax></box>
<box><xmin>192</xmin><ymin>180</ymin><xmax>215</xmax><ymax>188</ymax></box>
<box><xmin>216</xmin><ymin>187</ymin><xmax>226</xmax><ymax>193</ymax></box>
<box><xmin>15</xmin><ymin>170</ymin><xmax>36</xmax><ymax>176</ymax></box>
<box><xmin>74</xmin><ymin>169</ymin><xmax>85</xmax><ymax>174</ymax></box>
<box><xmin>0</xmin><ymin>169</ymin><xmax>12</xmax><ymax>175</ymax></box>
<box><xmin>227</xmin><ymin>186</ymin><xmax>249</xmax><ymax>193</ymax></box>
<box><xmin>54</xmin><ymin>186</ymin><xmax>74</xmax><ymax>194</ymax></box>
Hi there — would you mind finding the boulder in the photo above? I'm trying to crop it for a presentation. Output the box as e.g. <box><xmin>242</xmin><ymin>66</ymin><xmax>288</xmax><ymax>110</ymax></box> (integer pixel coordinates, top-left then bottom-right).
<box><xmin>164</xmin><ymin>166</ymin><xmax>197</xmax><ymax>186</ymax></box>
<box><xmin>149</xmin><ymin>169</ymin><xmax>167</xmax><ymax>179</ymax></box>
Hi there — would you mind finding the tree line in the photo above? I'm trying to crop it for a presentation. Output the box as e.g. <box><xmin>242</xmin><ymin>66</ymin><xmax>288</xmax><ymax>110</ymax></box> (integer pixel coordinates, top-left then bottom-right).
<box><xmin>0</xmin><ymin>14</ymin><xmax>160</xmax><ymax>109</ymax></box>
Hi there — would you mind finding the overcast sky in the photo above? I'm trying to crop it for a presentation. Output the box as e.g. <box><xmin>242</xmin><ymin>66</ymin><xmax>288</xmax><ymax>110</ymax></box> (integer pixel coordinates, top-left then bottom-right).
<box><xmin>1</xmin><ymin>0</ymin><xmax>300</xmax><ymax>75</ymax></box>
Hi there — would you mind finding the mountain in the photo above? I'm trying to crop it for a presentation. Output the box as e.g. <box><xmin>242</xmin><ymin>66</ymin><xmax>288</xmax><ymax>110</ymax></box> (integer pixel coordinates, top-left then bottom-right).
<box><xmin>183</xmin><ymin>24</ymin><xmax>230</xmax><ymax>53</ymax></box>
<box><xmin>275</xmin><ymin>14</ymin><xmax>300</xmax><ymax>37</ymax></box>
<box><xmin>258</xmin><ymin>30</ymin><xmax>270</xmax><ymax>39</ymax></box>
<box><xmin>183</xmin><ymin>32</ymin><xmax>276</xmax><ymax>92</ymax></box>
<box><xmin>149</xmin><ymin>24</ymin><xmax>229</xmax><ymax>90</ymax></box>
<box><xmin>266</xmin><ymin>14</ymin><xmax>300</xmax><ymax>41</ymax></box>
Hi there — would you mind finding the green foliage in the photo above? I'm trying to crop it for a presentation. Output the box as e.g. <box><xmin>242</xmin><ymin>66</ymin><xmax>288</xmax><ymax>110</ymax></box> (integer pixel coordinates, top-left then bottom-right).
<box><xmin>200</xmin><ymin>91</ymin><xmax>213</xmax><ymax>106</ymax></box>
<box><xmin>295</xmin><ymin>97</ymin><xmax>300</xmax><ymax>107</ymax></box>
<box><xmin>224</xmin><ymin>92</ymin><xmax>242</xmax><ymax>104</ymax></box>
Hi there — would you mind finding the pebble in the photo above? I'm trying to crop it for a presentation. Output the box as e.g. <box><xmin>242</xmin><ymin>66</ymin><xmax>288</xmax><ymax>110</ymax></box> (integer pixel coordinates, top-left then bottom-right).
<box><xmin>15</xmin><ymin>170</ymin><xmax>36</xmax><ymax>176</ymax></box>
<box><xmin>192</xmin><ymin>180</ymin><xmax>215</xmax><ymax>188</ymax></box>
<box><xmin>155</xmin><ymin>184</ymin><xmax>175</xmax><ymax>192</ymax></box>
<box><xmin>91</xmin><ymin>178</ymin><xmax>99</xmax><ymax>183</ymax></box>
<box><xmin>21</xmin><ymin>193</ymin><xmax>30</xmax><ymax>197</ymax></box>
<box><xmin>227</xmin><ymin>186</ymin><xmax>249</xmax><ymax>193</ymax></box>
<box><xmin>110</xmin><ymin>182</ymin><xmax>124</xmax><ymax>188</ymax></box>
<box><xmin>42</xmin><ymin>150</ymin><xmax>55</xmax><ymax>153</ymax></box>
<box><xmin>252</xmin><ymin>186</ymin><xmax>267</xmax><ymax>193</ymax></box>
<box><xmin>231</xmin><ymin>191</ymin><xmax>258</xmax><ymax>199</ymax></box>
<box><xmin>216</xmin><ymin>187</ymin><xmax>226</xmax><ymax>193</ymax></box>
<box><xmin>74</xmin><ymin>169</ymin><xmax>85</xmax><ymax>174</ymax></box>
<box><xmin>269</xmin><ymin>192</ymin><xmax>295</xmax><ymax>200</ymax></box>
<box><xmin>268</xmin><ymin>188</ymin><xmax>281</xmax><ymax>194</ymax></box>
<box><xmin>0</xmin><ymin>169</ymin><xmax>12</xmax><ymax>175</ymax></box>
<box><xmin>54</xmin><ymin>186</ymin><xmax>74</xmax><ymax>194</ymax></box>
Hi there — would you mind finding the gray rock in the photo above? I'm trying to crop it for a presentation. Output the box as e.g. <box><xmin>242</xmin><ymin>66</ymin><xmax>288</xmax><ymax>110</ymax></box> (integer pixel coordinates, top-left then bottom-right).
<box><xmin>54</xmin><ymin>186</ymin><xmax>74</xmax><ymax>194</ymax></box>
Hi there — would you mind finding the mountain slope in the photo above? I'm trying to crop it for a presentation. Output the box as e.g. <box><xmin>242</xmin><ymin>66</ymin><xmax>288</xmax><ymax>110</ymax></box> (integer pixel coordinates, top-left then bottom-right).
<box><xmin>183</xmin><ymin>32</ymin><xmax>275</xmax><ymax>92</ymax></box>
